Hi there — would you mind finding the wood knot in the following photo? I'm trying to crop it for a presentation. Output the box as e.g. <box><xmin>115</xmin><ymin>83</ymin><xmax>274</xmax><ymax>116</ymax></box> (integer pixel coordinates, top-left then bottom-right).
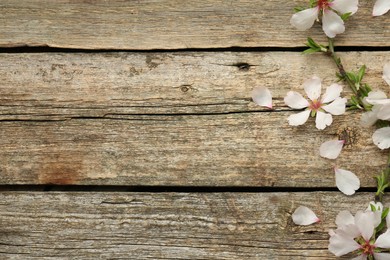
<box><xmin>337</xmin><ymin>126</ymin><xmax>359</xmax><ymax>147</ymax></box>
<box><xmin>233</xmin><ymin>62</ymin><xmax>251</xmax><ymax>71</ymax></box>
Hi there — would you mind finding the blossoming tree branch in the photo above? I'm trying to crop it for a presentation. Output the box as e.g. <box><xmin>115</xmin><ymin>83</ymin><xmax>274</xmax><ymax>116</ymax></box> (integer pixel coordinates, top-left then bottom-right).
<box><xmin>252</xmin><ymin>0</ymin><xmax>390</xmax><ymax>258</ymax></box>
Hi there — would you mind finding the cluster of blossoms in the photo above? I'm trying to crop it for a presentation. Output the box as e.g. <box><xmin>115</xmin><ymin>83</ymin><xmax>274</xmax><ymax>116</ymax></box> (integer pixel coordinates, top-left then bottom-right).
<box><xmin>252</xmin><ymin>0</ymin><xmax>390</xmax><ymax>258</ymax></box>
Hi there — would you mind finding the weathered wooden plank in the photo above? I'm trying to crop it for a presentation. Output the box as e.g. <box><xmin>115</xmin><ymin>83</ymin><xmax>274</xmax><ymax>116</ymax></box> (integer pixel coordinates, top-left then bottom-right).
<box><xmin>0</xmin><ymin>191</ymin><xmax>380</xmax><ymax>259</ymax></box>
<box><xmin>0</xmin><ymin>52</ymin><xmax>388</xmax><ymax>186</ymax></box>
<box><xmin>0</xmin><ymin>0</ymin><xmax>388</xmax><ymax>49</ymax></box>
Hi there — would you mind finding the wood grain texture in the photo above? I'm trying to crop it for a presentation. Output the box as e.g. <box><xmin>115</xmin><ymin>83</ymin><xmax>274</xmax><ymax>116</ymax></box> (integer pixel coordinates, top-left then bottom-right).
<box><xmin>0</xmin><ymin>0</ymin><xmax>389</xmax><ymax>50</ymax></box>
<box><xmin>0</xmin><ymin>191</ymin><xmax>380</xmax><ymax>259</ymax></box>
<box><xmin>0</xmin><ymin>52</ymin><xmax>388</xmax><ymax>186</ymax></box>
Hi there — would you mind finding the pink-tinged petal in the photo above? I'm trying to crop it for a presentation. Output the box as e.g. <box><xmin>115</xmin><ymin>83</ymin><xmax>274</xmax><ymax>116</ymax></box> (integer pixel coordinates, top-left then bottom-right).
<box><xmin>252</xmin><ymin>87</ymin><xmax>273</xmax><ymax>108</ymax></box>
<box><xmin>315</xmin><ymin>111</ymin><xmax>332</xmax><ymax>130</ymax></box>
<box><xmin>360</xmin><ymin>106</ymin><xmax>381</xmax><ymax>127</ymax></box>
<box><xmin>322</xmin><ymin>10</ymin><xmax>345</xmax><ymax>38</ymax></box>
<box><xmin>377</xmin><ymin>104</ymin><xmax>390</xmax><ymax>121</ymax></box>
<box><xmin>303</xmin><ymin>76</ymin><xmax>322</xmax><ymax>101</ymax></box>
<box><xmin>328</xmin><ymin>231</ymin><xmax>361</xmax><ymax>256</ymax></box>
<box><xmin>331</xmin><ymin>0</ymin><xmax>359</xmax><ymax>15</ymax></box>
<box><xmin>335</xmin><ymin>168</ymin><xmax>360</xmax><ymax>196</ymax></box>
<box><xmin>288</xmin><ymin>110</ymin><xmax>311</xmax><ymax>126</ymax></box>
<box><xmin>365</xmin><ymin>90</ymin><xmax>389</xmax><ymax>105</ymax></box>
<box><xmin>284</xmin><ymin>91</ymin><xmax>309</xmax><ymax>109</ymax></box>
<box><xmin>321</xmin><ymin>83</ymin><xmax>343</xmax><ymax>103</ymax></box>
<box><xmin>373</xmin><ymin>127</ymin><xmax>390</xmax><ymax>150</ymax></box>
<box><xmin>384</xmin><ymin>63</ymin><xmax>390</xmax><ymax>85</ymax></box>
<box><xmin>355</xmin><ymin>211</ymin><xmax>375</xmax><ymax>241</ymax></box>
<box><xmin>292</xmin><ymin>206</ymin><xmax>320</xmax><ymax>225</ymax></box>
<box><xmin>351</xmin><ymin>255</ymin><xmax>367</xmax><ymax>260</ymax></box>
<box><xmin>373</xmin><ymin>253</ymin><xmax>390</xmax><ymax>260</ymax></box>
<box><xmin>290</xmin><ymin>7</ymin><xmax>319</xmax><ymax>30</ymax></box>
<box><xmin>322</xmin><ymin>97</ymin><xmax>347</xmax><ymax>115</ymax></box>
<box><xmin>341</xmin><ymin>224</ymin><xmax>361</xmax><ymax>238</ymax></box>
<box><xmin>375</xmin><ymin>230</ymin><xmax>390</xmax><ymax>248</ymax></box>
<box><xmin>335</xmin><ymin>210</ymin><xmax>354</xmax><ymax>227</ymax></box>
<box><xmin>373</xmin><ymin>0</ymin><xmax>390</xmax><ymax>16</ymax></box>
<box><xmin>320</xmin><ymin>140</ymin><xmax>344</xmax><ymax>159</ymax></box>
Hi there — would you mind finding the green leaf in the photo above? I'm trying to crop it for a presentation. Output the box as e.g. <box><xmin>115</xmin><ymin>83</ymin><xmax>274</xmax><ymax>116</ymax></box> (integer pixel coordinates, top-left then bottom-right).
<box><xmin>303</xmin><ymin>48</ymin><xmax>321</xmax><ymax>54</ymax></box>
<box><xmin>340</xmin><ymin>12</ymin><xmax>352</xmax><ymax>21</ymax></box>
<box><xmin>370</xmin><ymin>204</ymin><xmax>377</xmax><ymax>212</ymax></box>
<box><xmin>294</xmin><ymin>6</ymin><xmax>306</xmax><ymax>12</ymax></box>
<box><xmin>357</xmin><ymin>65</ymin><xmax>366</xmax><ymax>83</ymax></box>
<box><xmin>382</xmin><ymin>207</ymin><xmax>389</xmax><ymax>219</ymax></box>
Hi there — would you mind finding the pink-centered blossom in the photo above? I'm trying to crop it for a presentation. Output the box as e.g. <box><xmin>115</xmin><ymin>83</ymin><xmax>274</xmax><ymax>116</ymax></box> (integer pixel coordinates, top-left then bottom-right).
<box><xmin>361</xmin><ymin>63</ymin><xmax>390</xmax><ymax>149</ymax></box>
<box><xmin>329</xmin><ymin>203</ymin><xmax>390</xmax><ymax>258</ymax></box>
<box><xmin>290</xmin><ymin>0</ymin><xmax>359</xmax><ymax>38</ymax></box>
<box><xmin>373</xmin><ymin>0</ymin><xmax>390</xmax><ymax>16</ymax></box>
<box><xmin>284</xmin><ymin>76</ymin><xmax>347</xmax><ymax>130</ymax></box>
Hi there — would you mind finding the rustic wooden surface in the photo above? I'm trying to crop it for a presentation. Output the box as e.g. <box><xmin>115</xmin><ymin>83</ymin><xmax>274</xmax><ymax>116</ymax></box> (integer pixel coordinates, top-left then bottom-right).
<box><xmin>0</xmin><ymin>52</ymin><xmax>388</xmax><ymax>186</ymax></box>
<box><xmin>0</xmin><ymin>191</ymin><xmax>380</xmax><ymax>259</ymax></box>
<box><xmin>1</xmin><ymin>0</ymin><xmax>389</xmax><ymax>259</ymax></box>
<box><xmin>0</xmin><ymin>0</ymin><xmax>389</xmax><ymax>49</ymax></box>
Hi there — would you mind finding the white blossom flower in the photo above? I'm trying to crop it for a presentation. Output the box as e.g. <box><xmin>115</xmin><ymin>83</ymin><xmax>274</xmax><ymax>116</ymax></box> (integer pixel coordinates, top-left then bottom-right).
<box><xmin>335</xmin><ymin>168</ymin><xmax>360</xmax><ymax>195</ymax></box>
<box><xmin>292</xmin><ymin>206</ymin><xmax>320</xmax><ymax>225</ymax></box>
<box><xmin>373</xmin><ymin>0</ymin><xmax>390</xmax><ymax>16</ymax></box>
<box><xmin>290</xmin><ymin>0</ymin><xmax>359</xmax><ymax>38</ymax></box>
<box><xmin>320</xmin><ymin>139</ymin><xmax>345</xmax><ymax>159</ymax></box>
<box><xmin>251</xmin><ymin>87</ymin><xmax>273</xmax><ymax>108</ymax></box>
<box><xmin>284</xmin><ymin>76</ymin><xmax>347</xmax><ymax>130</ymax></box>
<box><xmin>329</xmin><ymin>203</ymin><xmax>390</xmax><ymax>258</ymax></box>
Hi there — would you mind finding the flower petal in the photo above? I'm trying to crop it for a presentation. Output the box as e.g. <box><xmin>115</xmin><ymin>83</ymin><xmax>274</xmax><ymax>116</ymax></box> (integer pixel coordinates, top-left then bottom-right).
<box><xmin>328</xmin><ymin>230</ymin><xmax>361</xmax><ymax>257</ymax></box>
<box><xmin>290</xmin><ymin>7</ymin><xmax>319</xmax><ymax>30</ymax></box>
<box><xmin>322</xmin><ymin>97</ymin><xmax>347</xmax><ymax>115</ymax></box>
<box><xmin>252</xmin><ymin>87</ymin><xmax>273</xmax><ymax>108</ymax></box>
<box><xmin>335</xmin><ymin>168</ymin><xmax>360</xmax><ymax>196</ymax></box>
<box><xmin>355</xmin><ymin>211</ymin><xmax>375</xmax><ymax>241</ymax></box>
<box><xmin>351</xmin><ymin>255</ymin><xmax>367</xmax><ymax>260</ymax></box>
<box><xmin>360</xmin><ymin>106</ymin><xmax>381</xmax><ymax>127</ymax></box>
<box><xmin>384</xmin><ymin>62</ymin><xmax>390</xmax><ymax>85</ymax></box>
<box><xmin>335</xmin><ymin>210</ymin><xmax>354</xmax><ymax>227</ymax></box>
<box><xmin>284</xmin><ymin>91</ymin><xmax>309</xmax><ymax>109</ymax></box>
<box><xmin>377</xmin><ymin>104</ymin><xmax>390</xmax><ymax>121</ymax></box>
<box><xmin>367</xmin><ymin>201</ymin><xmax>384</xmax><ymax>212</ymax></box>
<box><xmin>320</xmin><ymin>140</ymin><xmax>344</xmax><ymax>159</ymax></box>
<box><xmin>373</xmin><ymin>0</ymin><xmax>390</xmax><ymax>16</ymax></box>
<box><xmin>315</xmin><ymin>111</ymin><xmax>332</xmax><ymax>130</ymax></box>
<box><xmin>292</xmin><ymin>206</ymin><xmax>320</xmax><ymax>225</ymax></box>
<box><xmin>373</xmin><ymin>253</ymin><xmax>390</xmax><ymax>260</ymax></box>
<box><xmin>373</xmin><ymin>127</ymin><xmax>390</xmax><ymax>150</ymax></box>
<box><xmin>303</xmin><ymin>76</ymin><xmax>322</xmax><ymax>101</ymax></box>
<box><xmin>287</xmin><ymin>110</ymin><xmax>311</xmax><ymax>126</ymax></box>
<box><xmin>365</xmin><ymin>90</ymin><xmax>389</xmax><ymax>105</ymax></box>
<box><xmin>322</xmin><ymin>10</ymin><xmax>345</xmax><ymax>38</ymax></box>
<box><xmin>375</xmin><ymin>230</ymin><xmax>390</xmax><ymax>248</ymax></box>
<box><xmin>321</xmin><ymin>83</ymin><xmax>343</xmax><ymax>103</ymax></box>
<box><xmin>331</xmin><ymin>0</ymin><xmax>359</xmax><ymax>15</ymax></box>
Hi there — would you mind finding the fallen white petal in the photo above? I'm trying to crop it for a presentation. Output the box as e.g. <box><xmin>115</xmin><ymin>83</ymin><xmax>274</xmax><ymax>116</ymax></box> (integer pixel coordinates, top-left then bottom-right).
<box><xmin>360</xmin><ymin>106</ymin><xmax>381</xmax><ymax>127</ymax></box>
<box><xmin>290</xmin><ymin>7</ymin><xmax>319</xmax><ymax>30</ymax></box>
<box><xmin>321</xmin><ymin>83</ymin><xmax>343</xmax><ymax>103</ymax></box>
<box><xmin>319</xmin><ymin>140</ymin><xmax>344</xmax><ymax>159</ymax></box>
<box><xmin>373</xmin><ymin>0</ymin><xmax>390</xmax><ymax>16</ymax></box>
<box><xmin>373</xmin><ymin>253</ymin><xmax>390</xmax><ymax>260</ymax></box>
<box><xmin>322</xmin><ymin>10</ymin><xmax>345</xmax><ymax>38</ymax></box>
<box><xmin>335</xmin><ymin>168</ymin><xmax>360</xmax><ymax>196</ymax></box>
<box><xmin>375</xmin><ymin>230</ymin><xmax>390</xmax><ymax>248</ymax></box>
<box><xmin>377</xmin><ymin>103</ymin><xmax>390</xmax><ymax>121</ymax></box>
<box><xmin>322</xmin><ymin>97</ymin><xmax>347</xmax><ymax>115</ymax></box>
<box><xmin>315</xmin><ymin>111</ymin><xmax>332</xmax><ymax>130</ymax></box>
<box><xmin>303</xmin><ymin>76</ymin><xmax>322</xmax><ymax>101</ymax></box>
<box><xmin>292</xmin><ymin>206</ymin><xmax>320</xmax><ymax>225</ymax></box>
<box><xmin>365</xmin><ymin>90</ymin><xmax>390</xmax><ymax>105</ymax></box>
<box><xmin>373</xmin><ymin>127</ymin><xmax>390</xmax><ymax>150</ymax></box>
<box><xmin>328</xmin><ymin>230</ymin><xmax>361</xmax><ymax>257</ymax></box>
<box><xmin>287</xmin><ymin>110</ymin><xmax>311</xmax><ymax>126</ymax></box>
<box><xmin>331</xmin><ymin>0</ymin><xmax>359</xmax><ymax>15</ymax></box>
<box><xmin>351</xmin><ymin>255</ymin><xmax>367</xmax><ymax>260</ymax></box>
<box><xmin>252</xmin><ymin>87</ymin><xmax>273</xmax><ymax>108</ymax></box>
<box><xmin>284</xmin><ymin>91</ymin><xmax>309</xmax><ymax>109</ymax></box>
<box><xmin>335</xmin><ymin>210</ymin><xmax>354</xmax><ymax>227</ymax></box>
<box><xmin>384</xmin><ymin>62</ymin><xmax>390</xmax><ymax>85</ymax></box>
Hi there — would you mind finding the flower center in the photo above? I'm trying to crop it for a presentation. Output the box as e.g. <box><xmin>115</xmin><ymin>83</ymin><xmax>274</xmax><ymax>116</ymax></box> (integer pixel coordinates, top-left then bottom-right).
<box><xmin>361</xmin><ymin>241</ymin><xmax>375</xmax><ymax>256</ymax></box>
<box><xmin>309</xmin><ymin>99</ymin><xmax>322</xmax><ymax>111</ymax></box>
<box><xmin>317</xmin><ymin>0</ymin><xmax>330</xmax><ymax>10</ymax></box>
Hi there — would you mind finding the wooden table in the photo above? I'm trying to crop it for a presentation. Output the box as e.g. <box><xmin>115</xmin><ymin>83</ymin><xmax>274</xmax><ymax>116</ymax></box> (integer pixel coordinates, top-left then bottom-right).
<box><xmin>0</xmin><ymin>1</ymin><xmax>389</xmax><ymax>258</ymax></box>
